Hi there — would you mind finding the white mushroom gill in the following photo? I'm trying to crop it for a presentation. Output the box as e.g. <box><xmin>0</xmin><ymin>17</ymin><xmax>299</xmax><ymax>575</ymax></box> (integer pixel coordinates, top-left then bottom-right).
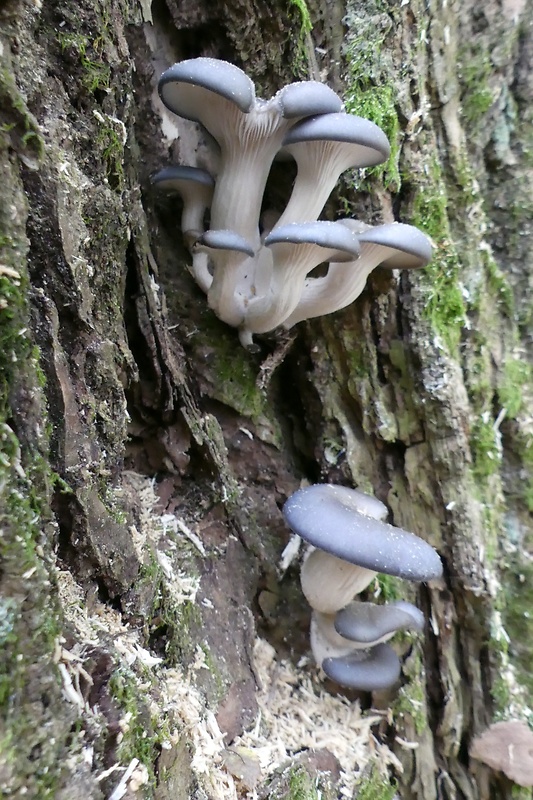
<box><xmin>284</xmin><ymin>223</ymin><xmax>432</xmax><ymax>327</ymax></box>
<box><xmin>154</xmin><ymin>57</ymin><xmax>432</xmax><ymax>345</ymax></box>
<box><xmin>242</xmin><ymin>221</ymin><xmax>360</xmax><ymax>337</ymax></box>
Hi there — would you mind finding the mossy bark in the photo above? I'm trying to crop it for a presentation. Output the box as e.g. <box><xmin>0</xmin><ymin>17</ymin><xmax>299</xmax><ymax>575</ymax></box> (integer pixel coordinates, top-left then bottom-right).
<box><xmin>1</xmin><ymin>0</ymin><xmax>532</xmax><ymax>798</ymax></box>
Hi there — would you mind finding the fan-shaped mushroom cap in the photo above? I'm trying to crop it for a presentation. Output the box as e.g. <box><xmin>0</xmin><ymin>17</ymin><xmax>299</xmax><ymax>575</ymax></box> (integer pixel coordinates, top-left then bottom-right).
<box><xmin>275</xmin><ymin>113</ymin><xmax>390</xmax><ymax>227</ymax></box>
<box><xmin>322</xmin><ymin>642</ymin><xmax>401</xmax><ymax>690</ymax></box>
<box><xmin>284</xmin><ymin>222</ymin><xmax>432</xmax><ymax>327</ymax></box>
<box><xmin>197</xmin><ymin>229</ymin><xmax>255</xmax><ymax>257</ymax></box>
<box><xmin>276</xmin><ymin>81</ymin><xmax>343</xmax><ymax>118</ymax></box>
<box><xmin>241</xmin><ymin>222</ymin><xmax>360</xmax><ymax>337</ymax></box>
<box><xmin>283</xmin><ymin>484</ymin><xmax>442</xmax><ymax>582</ymax></box>
<box><xmin>159</xmin><ymin>59</ymin><xmax>343</xmax><ymax>251</ymax></box>
<box><xmin>357</xmin><ymin>223</ymin><xmax>433</xmax><ymax>269</ymax></box>
<box><xmin>264</xmin><ymin>221</ymin><xmax>361</xmax><ymax>258</ymax></box>
<box><xmin>283</xmin><ymin>112</ymin><xmax>391</xmax><ymax>163</ymax></box>
<box><xmin>159</xmin><ymin>57</ymin><xmax>255</xmax><ymax>121</ymax></box>
<box><xmin>335</xmin><ymin>600</ymin><xmax>425</xmax><ymax>646</ymax></box>
<box><xmin>152</xmin><ymin>165</ymin><xmax>215</xmax><ymax>236</ymax></box>
<box><xmin>152</xmin><ymin>164</ymin><xmax>214</xmax><ymax>192</ymax></box>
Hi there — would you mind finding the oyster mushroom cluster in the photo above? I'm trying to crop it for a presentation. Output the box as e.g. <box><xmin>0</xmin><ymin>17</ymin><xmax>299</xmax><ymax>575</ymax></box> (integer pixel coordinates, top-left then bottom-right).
<box><xmin>283</xmin><ymin>484</ymin><xmax>443</xmax><ymax>691</ymax></box>
<box><xmin>153</xmin><ymin>57</ymin><xmax>432</xmax><ymax>347</ymax></box>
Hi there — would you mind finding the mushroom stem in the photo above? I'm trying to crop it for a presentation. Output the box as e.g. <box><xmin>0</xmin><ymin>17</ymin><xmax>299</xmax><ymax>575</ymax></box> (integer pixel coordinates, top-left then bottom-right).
<box><xmin>283</xmin><ymin>256</ymin><xmax>374</xmax><ymax>327</ymax></box>
<box><xmin>196</xmin><ymin>230</ymin><xmax>255</xmax><ymax>327</ymax></box>
<box><xmin>301</xmin><ymin>548</ymin><xmax>377</xmax><ymax>614</ymax></box>
<box><xmin>284</xmin><ymin>222</ymin><xmax>432</xmax><ymax>327</ymax></box>
<box><xmin>205</xmin><ymin>249</ymin><xmax>254</xmax><ymax>327</ymax></box>
<box><xmin>189</xmin><ymin>250</ymin><xmax>212</xmax><ymax>294</ymax></box>
<box><xmin>310</xmin><ymin>610</ymin><xmax>358</xmax><ymax>665</ymax></box>
<box><xmin>275</xmin><ymin>114</ymin><xmax>390</xmax><ymax>228</ymax></box>
<box><xmin>243</xmin><ymin>221</ymin><xmax>360</xmax><ymax>335</ymax></box>
<box><xmin>276</xmin><ymin>140</ymin><xmax>353</xmax><ymax>227</ymax></box>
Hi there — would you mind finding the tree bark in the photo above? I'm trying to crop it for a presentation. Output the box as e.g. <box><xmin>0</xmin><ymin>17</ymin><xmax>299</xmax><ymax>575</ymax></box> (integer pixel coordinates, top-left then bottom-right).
<box><xmin>1</xmin><ymin>0</ymin><xmax>532</xmax><ymax>798</ymax></box>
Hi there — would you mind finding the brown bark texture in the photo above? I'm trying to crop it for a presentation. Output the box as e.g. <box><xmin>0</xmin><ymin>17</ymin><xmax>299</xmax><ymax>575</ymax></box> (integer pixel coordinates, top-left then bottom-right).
<box><xmin>1</xmin><ymin>0</ymin><xmax>532</xmax><ymax>798</ymax></box>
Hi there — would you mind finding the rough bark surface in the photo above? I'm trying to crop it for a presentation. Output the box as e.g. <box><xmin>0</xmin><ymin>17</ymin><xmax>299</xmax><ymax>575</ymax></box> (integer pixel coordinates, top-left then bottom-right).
<box><xmin>1</xmin><ymin>0</ymin><xmax>532</xmax><ymax>798</ymax></box>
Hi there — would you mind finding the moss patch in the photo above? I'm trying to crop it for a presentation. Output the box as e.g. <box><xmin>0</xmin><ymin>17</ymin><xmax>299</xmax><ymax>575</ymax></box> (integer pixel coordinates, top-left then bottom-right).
<box><xmin>288</xmin><ymin>0</ymin><xmax>313</xmax><ymax>77</ymax></box>
<box><xmin>0</xmin><ymin>105</ymin><xmax>71</xmax><ymax>796</ymax></box>
<box><xmin>109</xmin><ymin>665</ymin><xmax>160</xmax><ymax>788</ymax></box>
<box><xmin>342</xmin><ymin>2</ymin><xmax>401</xmax><ymax>190</ymax></box>
<box><xmin>502</xmin><ymin>557</ymin><xmax>533</xmax><ymax>700</ymax></box>
<box><xmin>411</xmin><ymin>163</ymin><xmax>466</xmax><ymax>352</ymax></box>
<box><xmin>457</xmin><ymin>43</ymin><xmax>494</xmax><ymax>128</ymax></box>
<box><xmin>355</xmin><ymin>768</ymin><xmax>397</xmax><ymax>800</ymax></box>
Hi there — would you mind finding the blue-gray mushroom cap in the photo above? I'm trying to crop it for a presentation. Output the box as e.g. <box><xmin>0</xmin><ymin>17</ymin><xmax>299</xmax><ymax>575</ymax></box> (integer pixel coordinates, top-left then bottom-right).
<box><xmin>322</xmin><ymin>642</ymin><xmax>401</xmax><ymax>690</ymax></box>
<box><xmin>335</xmin><ymin>600</ymin><xmax>425</xmax><ymax>643</ymax></box>
<box><xmin>283</xmin><ymin>484</ymin><xmax>442</xmax><ymax>582</ymax></box>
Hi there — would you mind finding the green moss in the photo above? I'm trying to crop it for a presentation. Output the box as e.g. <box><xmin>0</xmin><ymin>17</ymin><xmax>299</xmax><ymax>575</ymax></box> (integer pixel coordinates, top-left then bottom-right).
<box><xmin>392</xmin><ymin>648</ymin><xmax>426</xmax><ymax>735</ymax></box>
<box><xmin>109</xmin><ymin>666</ymin><xmax>159</xmax><ymax>787</ymax></box>
<box><xmin>0</xmin><ymin>161</ymin><xmax>69</xmax><ymax>794</ymax></box>
<box><xmin>285</xmin><ymin>767</ymin><xmax>319</xmax><ymax>800</ymax></box>
<box><xmin>498</xmin><ymin>359</ymin><xmax>531</xmax><ymax>420</ymax></box>
<box><xmin>480</xmin><ymin>248</ymin><xmax>515</xmax><ymax>317</ymax></box>
<box><xmin>512</xmin><ymin>786</ymin><xmax>533</xmax><ymax>799</ymax></box>
<box><xmin>502</xmin><ymin>558</ymin><xmax>533</xmax><ymax>700</ymax></box>
<box><xmin>411</xmin><ymin>169</ymin><xmax>466</xmax><ymax>352</ymax></box>
<box><xmin>95</xmin><ymin>115</ymin><xmax>125</xmax><ymax>190</ymax></box>
<box><xmin>458</xmin><ymin>44</ymin><xmax>494</xmax><ymax>127</ymax></box>
<box><xmin>57</xmin><ymin>31</ymin><xmax>111</xmax><ymax>93</ymax></box>
<box><xmin>372</xmin><ymin>573</ymin><xmax>404</xmax><ymax>602</ymax></box>
<box><xmin>343</xmin><ymin>84</ymin><xmax>400</xmax><ymax>191</ymax></box>
<box><xmin>160</xmin><ymin>597</ymin><xmax>202</xmax><ymax>665</ymax></box>
<box><xmin>523</xmin><ymin>442</ymin><xmax>533</xmax><ymax>513</ymax></box>
<box><xmin>470</xmin><ymin>414</ymin><xmax>501</xmax><ymax>480</ymax></box>
<box><xmin>342</xmin><ymin>1</ymin><xmax>401</xmax><ymax>191</ymax></box>
<box><xmin>288</xmin><ymin>0</ymin><xmax>313</xmax><ymax>76</ymax></box>
<box><xmin>355</xmin><ymin>768</ymin><xmax>397</xmax><ymax>800</ymax></box>
<box><xmin>0</xmin><ymin>68</ymin><xmax>44</xmax><ymax>161</ymax></box>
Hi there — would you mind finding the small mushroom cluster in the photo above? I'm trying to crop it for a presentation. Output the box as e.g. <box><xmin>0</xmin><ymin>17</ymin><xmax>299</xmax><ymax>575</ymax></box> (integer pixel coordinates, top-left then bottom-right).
<box><xmin>283</xmin><ymin>484</ymin><xmax>443</xmax><ymax>691</ymax></box>
<box><xmin>153</xmin><ymin>57</ymin><xmax>432</xmax><ymax>347</ymax></box>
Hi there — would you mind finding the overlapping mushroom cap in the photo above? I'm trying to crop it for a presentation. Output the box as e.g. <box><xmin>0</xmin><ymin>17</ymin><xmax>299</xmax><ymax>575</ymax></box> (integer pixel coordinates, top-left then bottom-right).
<box><xmin>335</xmin><ymin>600</ymin><xmax>425</xmax><ymax>644</ymax></box>
<box><xmin>284</xmin><ymin>222</ymin><xmax>433</xmax><ymax>327</ymax></box>
<box><xmin>158</xmin><ymin>58</ymin><xmax>343</xmax><ymax>248</ymax></box>
<box><xmin>242</xmin><ymin>221</ymin><xmax>361</xmax><ymax>339</ymax></box>
<box><xmin>154</xmin><ymin>57</ymin><xmax>432</xmax><ymax>346</ymax></box>
<box><xmin>283</xmin><ymin>483</ymin><xmax>441</xmax><ymax>691</ymax></box>
<box><xmin>283</xmin><ymin>484</ymin><xmax>443</xmax><ymax>585</ymax></box>
<box><xmin>323</xmin><ymin>643</ymin><xmax>401</xmax><ymax>691</ymax></box>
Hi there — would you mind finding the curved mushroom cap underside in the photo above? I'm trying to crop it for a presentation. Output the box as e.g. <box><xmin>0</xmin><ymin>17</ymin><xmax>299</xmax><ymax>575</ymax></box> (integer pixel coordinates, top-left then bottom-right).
<box><xmin>283</xmin><ymin>112</ymin><xmax>391</xmax><ymax>167</ymax></box>
<box><xmin>264</xmin><ymin>221</ymin><xmax>361</xmax><ymax>260</ymax></box>
<box><xmin>322</xmin><ymin>643</ymin><xmax>401</xmax><ymax>691</ymax></box>
<box><xmin>357</xmin><ymin>223</ymin><xmax>433</xmax><ymax>268</ymax></box>
<box><xmin>152</xmin><ymin>165</ymin><xmax>215</xmax><ymax>191</ymax></box>
<box><xmin>159</xmin><ymin>57</ymin><xmax>256</xmax><ymax>119</ymax></box>
<box><xmin>283</xmin><ymin>484</ymin><xmax>443</xmax><ymax>582</ymax></box>
<box><xmin>197</xmin><ymin>229</ymin><xmax>255</xmax><ymax>257</ymax></box>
